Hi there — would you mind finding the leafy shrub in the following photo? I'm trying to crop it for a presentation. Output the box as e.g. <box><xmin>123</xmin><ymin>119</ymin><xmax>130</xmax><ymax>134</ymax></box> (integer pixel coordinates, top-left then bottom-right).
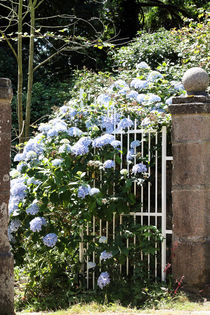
<box><xmin>108</xmin><ymin>14</ymin><xmax>209</xmax><ymax>77</ymax></box>
<box><xmin>10</xmin><ymin>62</ymin><xmax>184</xmax><ymax>310</ymax></box>
<box><xmin>107</xmin><ymin>30</ymin><xmax>180</xmax><ymax>70</ymax></box>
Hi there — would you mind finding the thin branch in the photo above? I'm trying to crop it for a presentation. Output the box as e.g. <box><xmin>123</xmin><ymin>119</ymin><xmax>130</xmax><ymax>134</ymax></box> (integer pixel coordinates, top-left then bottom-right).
<box><xmin>11</xmin><ymin>120</ymin><xmax>25</xmax><ymax>143</ymax></box>
<box><xmin>30</xmin><ymin>114</ymin><xmax>50</xmax><ymax>127</ymax></box>
<box><xmin>0</xmin><ymin>30</ymin><xmax>18</xmax><ymax>60</ymax></box>
<box><xmin>33</xmin><ymin>45</ymin><xmax>68</xmax><ymax>72</ymax></box>
<box><xmin>35</xmin><ymin>0</ymin><xmax>45</xmax><ymax>10</ymax></box>
<box><xmin>0</xmin><ymin>2</ymin><xmax>18</xmax><ymax>17</ymax></box>
<box><xmin>35</xmin><ymin>14</ymin><xmax>76</xmax><ymax>20</ymax></box>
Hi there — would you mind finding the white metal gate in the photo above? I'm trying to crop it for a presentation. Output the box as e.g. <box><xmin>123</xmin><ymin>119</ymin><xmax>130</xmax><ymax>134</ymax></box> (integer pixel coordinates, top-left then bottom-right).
<box><xmin>80</xmin><ymin>123</ymin><xmax>172</xmax><ymax>288</ymax></box>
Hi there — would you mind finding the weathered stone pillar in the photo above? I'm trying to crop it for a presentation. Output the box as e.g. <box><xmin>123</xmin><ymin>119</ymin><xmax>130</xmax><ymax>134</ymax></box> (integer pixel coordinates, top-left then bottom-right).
<box><xmin>169</xmin><ymin>67</ymin><xmax>210</xmax><ymax>295</ymax></box>
<box><xmin>0</xmin><ymin>78</ymin><xmax>14</xmax><ymax>315</ymax></box>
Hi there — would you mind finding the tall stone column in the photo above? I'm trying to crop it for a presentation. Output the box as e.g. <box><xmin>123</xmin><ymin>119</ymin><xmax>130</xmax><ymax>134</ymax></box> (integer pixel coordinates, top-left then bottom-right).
<box><xmin>0</xmin><ymin>78</ymin><xmax>14</xmax><ymax>315</ymax></box>
<box><xmin>169</xmin><ymin>67</ymin><xmax>210</xmax><ymax>295</ymax></box>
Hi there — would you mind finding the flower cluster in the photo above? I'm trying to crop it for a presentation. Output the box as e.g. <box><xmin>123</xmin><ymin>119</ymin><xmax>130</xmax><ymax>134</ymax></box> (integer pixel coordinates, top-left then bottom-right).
<box><xmin>78</xmin><ymin>185</ymin><xmax>91</xmax><ymax>199</ymax></box>
<box><xmin>30</xmin><ymin>217</ymin><xmax>46</xmax><ymax>232</ymax></box>
<box><xmin>97</xmin><ymin>272</ymin><xmax>110</xmax><ymax>289</ymax></box>
<box><xmin>132</xmin><ymin>163</ymin><xmax>148</xmax><ymax>174</ymax></box>
<box><xmin>103</xmin><ymin>160</ymin><xmax>115</xmax><ymax>169</ymax></box>
<box><xmin>26</xmin><ymin>201</ymin><xmax>39</xmax><ymax>215</ymax></box>
<box><xmin>100</xmin><ymin>250</ymin><xmax>113</xmax><ymax>261</ymax></box>
<box><xmin>9</xmin><ymin>177</ymin><xmax>27</xmax><ymax>216</ymax></box>
<box><xmin>92</xmin><ymin>134</ymin><xmax>115</xmax><ymax>148</ymax></box>
<box><xmin>43</xmin><ymin>233</ymin><xmax>58</xmax><ymax>247</ymax></box>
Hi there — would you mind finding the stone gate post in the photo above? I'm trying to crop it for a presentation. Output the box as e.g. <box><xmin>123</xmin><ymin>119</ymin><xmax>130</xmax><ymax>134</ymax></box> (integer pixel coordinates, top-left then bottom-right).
<box><xmin>169</xmin><ymin>67</ymin><xmax>210</xmax><ymax>295</ymax></box>
<box><xmin>0</xmin><ymin>78</ymin><xmax>14</xmax><ymax>314</ymax></box>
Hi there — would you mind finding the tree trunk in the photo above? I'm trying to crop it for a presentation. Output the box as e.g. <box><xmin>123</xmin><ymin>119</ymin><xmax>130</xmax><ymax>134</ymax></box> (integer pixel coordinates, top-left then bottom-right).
<box><xmin>25</xmin><ymin>0</ymin><xmax>35</xmax><ymax>141</ymax></box>
<box><xmin>17</xmin><ymin>0</ymin><xmax>24</xmax><ymax>144</ymax></box>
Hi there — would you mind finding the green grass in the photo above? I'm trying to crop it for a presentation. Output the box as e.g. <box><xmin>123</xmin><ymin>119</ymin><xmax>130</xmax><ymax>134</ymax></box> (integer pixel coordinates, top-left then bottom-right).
<box><xmin>17</xmin><ymin>295</ymin><xmax>210</xmax><ymax>314</ymax></box>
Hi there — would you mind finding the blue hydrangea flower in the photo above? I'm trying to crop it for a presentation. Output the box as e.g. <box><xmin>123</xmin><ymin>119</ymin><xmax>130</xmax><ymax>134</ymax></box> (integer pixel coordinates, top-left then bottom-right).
<box><xmin>117</xmin><ymin>86</ymin><xmax>130</xmax><ymax>95</ymax></box>
<box><xmin>97</xmin><ymin>94</ymin><xmax>111</xmax><ymax>104</ymax></box>
<box><xmin>141</xmin><ymin>117</ymin><xmax>151</xmax><ymax>127</ymax></box>
<box><xmin>85</xmin><ymin>119</ymin><xmax>93</xmax><ymax>129</ymax></box>
<box><xmin>147</xmin><ymin>94</ymin><xmax>161</xmax><ymax>103</ymax></box>
<box><xmin>126</xmin><ymin>90</ymin><xmax>139</xmax><ymax>100</ymax></box>
<box><xmin>68</xmin><ymin>127</ymin><xmax>83</xmax><ymax>137</ymax></box>
<box><xmin>9</xmin><ymin>219</ymin><xmax>21</xmax><ymax>232</ymax></box>
<box><xmin>71</xmin><ymin>142</ymin><xmax>89</xmax><ymax>156</ymax></box>
<box><xmin>27</xmin><ymin>177</ymin><xmax>41</xmax><ymax>186</ymax></box>
<box><xmin>67</xmin><ymin>108</ymin><xmax>78</xmax><ymax>119</ymax></box>
<box><xmin>59</xmin><ymin>105</ymin><xmax>69</xmax><ymax>114</ymax></box>
<box><xmin>170</xmin><ymin>81</ymin><xmax>184</xmax><ymax>91</ymax></box>
<box><xmin>92</xmin><ymin>134</ymin><xmax>115</xmax><ymax>148</ymax></box>
<box><xmin>8</xmin><ymin>196</ymin><xmax>20</xmax><ymax>215</ymax></box>
<box><xmin>165</xmin><ymin>96</ymin><xmax>173</xmax><ymax>105</ymax></box>
<box><xmin>136</xmin><ymin>94</ymin><xmax>146</xmax><ymax>103</ymax></box>
<box><xmin>109</xmin><ymin>79</ymin><xmax>128</xmax><ymax>91</ymax></box>
<box><xmin>117</xmin><ymin>118</ymin><xmax>133</xmax><ymax>130</ymax></box>
<box><xmin>46</xmin><ymin>119</ymin><xmax>68</xmax><ymax>137</ymax></box>
<box><xmin>130</xmin><ymin>79</ymin><xmax>148</xmax><ymax>90</ymax></box>
<box><xmin>47</xmin><ymin>128</ymin><xmax>58</xmax><ymax>137</ymax></box>
<box><xmin>26</xmin><ymin>201</ymin><xmax>39</xmax><ymax>215</ymax></box>
<box><xmin>100</xmin><ymin>250</ymin><xmax>113</xmax><ymax>261</ymax></box>
<box><xmin>130</xmin><ymin>140</ymin><xmax>141</xmax><ymax>149</ymax></box>
<box><xmin>132</xmin><ymin>163</ymin><xmax>147</xmax><ymax>174</ymax></box>
<box><xmin>58</xmin><ymin>144</ymin><xmax>71</xmax><ymax>153</ymax></box>
<box><xmin>43</xmin><ymin>233</ymin><xmax>58</xmax><ymax>247</ymax></box>
<box><xmin>10</xmin><ymin>178</ymin><xmax>27</xmax><ymax>201</ymax></box>
<box><xmin>97</xmin><ymin>272</ymin><xmax>110</xmax><ymax>289</ymax></box>
<box><xmin>23</xmin><ymin>136</ymin><xmax>44</xmax><ymax>155</ymax></box>
<box><xmin>78</xmin><ymin>137</ymin><xmax>92</xmax><ymax>147</ymax></box>
<box><xmin>78</xmin><ymin>185</ymin><xmax>91</xmax><ymax>199</ymax></box>
<box><xmin>38</xmin><ymin>123</ymin><xmax>51</xmax><ymax>134</ymax></box>
<box><xmin>101</xmin><ymin>116</ymin><xmax>114</xmax><ymax>134</ymax></box>
<box><xmin>147</xmin><ymin>71</ymin><xmax>163</xmax><ymax>82</ymax></box>
<box><xmin>52</xmin><ymin>159</ymin><xmax>63</xmax><ymax>167</ymax></box>
<box><xmin>71</xmin><ymin>137</ymin><xmax>91</xmax><ymax>156</ymax></box>
<box><xmin>127</xmin><ymin>149</ymin><xmax>134</xmax><ymax>161</ymax></box>
<box><xmin>103</xmin><ymin>160</ymin><xmax>115</xmax><ymax>169</ymax></box>
<box><xmin>17</xmin><ymin>162</ymin><xmax>28</xmax><ymax>173</ymax></box>
<box><xmin>30</xmin><ymin>217</ymin><xmax>46</xmax><ymax>232</ymax></box>
<box><xmin>51</xmin><ymin>119</ymin><xmax>67</xmax><ymax>130</ymax></box>
<box><xmin>26</xmin><ymin>150</ymin><xmax>37</xmax><ymax>161</ymax></box>
<box><xmin>89</xmin><ymin>187</ymin><xmax>100</xmax><ymax>196</ymax></box>
<box><xmin>114</xmin><ymin>79</ymin><xmax>128</xmax><ymax>88</ymax></box>
<box><xmin>14</xmin><ymin>152</ymin><xmax>26</xmax><ymax>162</ymax></box>
<box><xmin>99</xmin><ymin>236</ymin><xmax>107</xmax><ymax>243</ymax></box>
<box><xmin>111</xmin><ymin>140</ymin><xmax>121</xmax><ymax>148</ymax></box>
<box><xmin>136</xmin><ymin>61</ymin><xmax>150</xmax><ymax>69</ymax></box>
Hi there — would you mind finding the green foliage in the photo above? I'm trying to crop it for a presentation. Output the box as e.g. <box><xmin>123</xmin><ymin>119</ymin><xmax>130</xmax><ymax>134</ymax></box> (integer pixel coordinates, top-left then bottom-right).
<box><xmin>107</xmin><ymin>30</ymin><xmax>180</xmax><ymax>70</ymax></box>
<box><xmin>108</xmin><ymin>14</ymin><xmax>209</xmax><ymax>77</ymax></box>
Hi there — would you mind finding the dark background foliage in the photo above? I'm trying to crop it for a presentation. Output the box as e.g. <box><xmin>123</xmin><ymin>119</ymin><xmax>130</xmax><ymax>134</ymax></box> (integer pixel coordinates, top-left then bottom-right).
<box><xmin>0</xmin><ymin>0</ymin><xmax>209</xmax><ymax>141</ymax></box>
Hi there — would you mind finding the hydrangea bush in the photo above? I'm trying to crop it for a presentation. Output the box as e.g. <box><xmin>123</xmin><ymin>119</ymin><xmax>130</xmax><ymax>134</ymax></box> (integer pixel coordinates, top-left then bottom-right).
<box><xmin>10</xmin><ymin>62</ymin><xmax>184</xmax><ymax>298</ymax></box>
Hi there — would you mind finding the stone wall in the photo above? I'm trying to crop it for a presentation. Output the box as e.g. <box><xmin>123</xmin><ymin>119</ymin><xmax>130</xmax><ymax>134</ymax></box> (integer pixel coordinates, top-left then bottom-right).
<box><xmin>0</xmin><ymin>78</ymin><xmax>14</xmax><ymax>315</ymax></box>
<box><xmin>169</xmin><ymin>68</ymin><xmax>210</xmax><ymax>296</ymax></box>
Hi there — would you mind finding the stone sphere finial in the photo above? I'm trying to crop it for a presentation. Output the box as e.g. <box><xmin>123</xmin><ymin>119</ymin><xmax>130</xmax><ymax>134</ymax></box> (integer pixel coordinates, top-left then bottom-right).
<box><xmin>0</xmin><ymin>78</ymin><xmax>13</xmax><ymax>101</ymax></box>
<box><xmin>182</xmin><ymin>67</ymin><xmax>209</xmax><ymax>95</ymax></box>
